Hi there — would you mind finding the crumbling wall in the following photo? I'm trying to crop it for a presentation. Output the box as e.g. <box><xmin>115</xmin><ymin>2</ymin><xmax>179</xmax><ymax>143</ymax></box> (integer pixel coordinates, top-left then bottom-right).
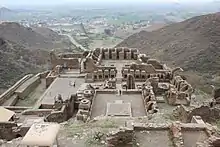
<box><xmin>50</xmin><ymin>51</ymin><xmax>80</xmax><ymax>69</ymax></box>
<box><xmin>46</xmin><ymin>111</ymin><xmax>67</xmax><ymax>123</ymax></box>
<box><xmin>189</xmin><ymin>106</ymin><xmax>220</xmax><ymax>122</ymax></box>
<box><xmin>147</xmin><ymin>59</ymin><xmax>163</xmax><ymax>69</ymax></box>
<box><xmin>174</xmin><ymin>105</ymin><xmax>220</xmax><ymax>123</ymax></box>
<box><xmin>0</xmin><ymin>74</ymin><xmax>32</xmax><ymax>105</ymax></box>
<box><xmin>173</xmin><ymin>105</ymin><xmax>192</xmax><ymax>122</ymax></box>
<box><xmin>45</xmin><ymin>105</ymin><xmax>68</xmax><ymax>123</ymax></box>
<box><xmin>15</xmin><ymin>76</ymin><xmax>41</xmax><ymax>99</ymax></box>
<box><xmin>0</xmin><ymin>122</ymin><xmax>17</xmax><ymax>140</ymax></box>
<box><xmin>36</xmin><ymin>71</ymin><xmax>50</xmax><ymax>78</ymax></box>
<box><xmin>106</xmin><ymin>128</ymin><xmax>134</xmax><ymax>147</ymax></box>
<box><xmin>57</xmin><ymin>53</ymin><xmax>83</xmax><ymax>59</ymax></box>
<box><xmin>46</xmin><ymin>71</ymin><xmax>56</xmax><ymax>88</ymax></box>
<box><xmin>22</xmin><ymin>109</ymin><xmax>52</xmax><ymax>116</ymax></box>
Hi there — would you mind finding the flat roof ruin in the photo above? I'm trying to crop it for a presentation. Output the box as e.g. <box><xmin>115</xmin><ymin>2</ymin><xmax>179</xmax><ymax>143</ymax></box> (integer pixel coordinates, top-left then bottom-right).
<box><xmin>0</xmin><ymin>107</ymin><xmax>15</xmax><ymax>122</ymax></box>
<box><xmin>21</xmin><ymin>122</ymin><xmax>60</xmax><ymax>146</ymax></box>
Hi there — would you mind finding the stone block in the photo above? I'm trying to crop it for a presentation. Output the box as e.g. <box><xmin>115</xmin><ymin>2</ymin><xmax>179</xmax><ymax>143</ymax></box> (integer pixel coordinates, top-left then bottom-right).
<box><xmin>135</xmin><ymin>70</ymin><xmax>140</xmax><ymax>79</ymax></box>
<box><xmin>119</xmin><ymin>51</ymin><xmax>124</xmax><ymax>60</ymax></box>
<box><xmin>79</xmin><ymin>99</ymin><xmax>91</xmax><ymax>110</ymax></box>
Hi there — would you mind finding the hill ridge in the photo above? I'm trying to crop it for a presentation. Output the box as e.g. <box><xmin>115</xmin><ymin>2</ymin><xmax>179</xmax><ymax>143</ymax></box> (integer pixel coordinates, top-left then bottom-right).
<box><xmin>116</xmin><ymin>12</ymin><xmax>220</xmax><ymax>75</ymax></box>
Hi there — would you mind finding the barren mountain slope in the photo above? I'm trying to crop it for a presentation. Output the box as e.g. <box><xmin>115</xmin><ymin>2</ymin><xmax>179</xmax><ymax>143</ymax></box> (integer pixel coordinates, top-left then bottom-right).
<box><xmin>0</xmin><ymin>38</ymin><xmax>47</xmax><ymax>89</ymax></box>
<box><xmin>0</xmin><ymin>22</ymin><xmax>68</xmax><ymax>50</ymax></box>
<box><xmin>32</xmin><ymin>27</ymin><xmax>62</xmax><ymax>41</ymax></box>
<box><xmin>117</xmin><ymin>13</ymin><xmax>220</xmax><ymax>75</ymax></box>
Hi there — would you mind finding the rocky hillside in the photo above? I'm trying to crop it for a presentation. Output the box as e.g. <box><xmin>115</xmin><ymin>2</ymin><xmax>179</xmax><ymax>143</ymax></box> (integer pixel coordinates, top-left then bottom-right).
<box><xmin>32</xmin><ymin>27</ymin><xmax>62</xmax><ymax>41</ymax></box>
<box><xmin>0</xmin><ymin>22</ymin><xmax>70</xmax><ymax>50</ymax></box>
<box><xmin>117</xmin><ymin>12</ymin><xmax>220</xmax><ymax>91</ymax></box>
<box><xmin>0</xmin><ymin>38</ymin><xmax>48</xmax><ymax>89</ymax></box>
<box><xmin>0</xmin><ymin>22</ymin><xmax>74</xmax><ymax>89</ymax></box>
<box><xmin>117</xmin><ymin>13</ymin><xmax>220</xmax><ymax>74</ymax></box>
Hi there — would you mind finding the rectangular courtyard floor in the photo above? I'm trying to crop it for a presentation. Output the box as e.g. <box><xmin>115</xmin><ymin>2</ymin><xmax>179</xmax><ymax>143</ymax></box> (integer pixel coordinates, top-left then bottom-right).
<box><xmin>91</xmin><ymin>94</ymin><xmax>146</xmax><ymax>118</ymax></box>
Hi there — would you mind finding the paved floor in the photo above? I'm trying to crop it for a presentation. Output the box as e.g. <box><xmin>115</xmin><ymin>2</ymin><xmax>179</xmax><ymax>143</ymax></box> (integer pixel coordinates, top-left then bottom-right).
<box><xmin>182</xmin><ymin>130</ymin><xmax>208</xmax><ymax>147</ymax></box>
<box><xmin>39</xmin><ymin>77</ymin><xmax>84</xmax><ymax>106</ymax></box>
<box><xmin>91</xmin><ymin>94</ymin><xmax>146</xmax><ymax>118</ymax></box>
<box><xmin>135</xmin><ymin>130</ymin><xmax>173</xmax><ymax>147</ymax></box>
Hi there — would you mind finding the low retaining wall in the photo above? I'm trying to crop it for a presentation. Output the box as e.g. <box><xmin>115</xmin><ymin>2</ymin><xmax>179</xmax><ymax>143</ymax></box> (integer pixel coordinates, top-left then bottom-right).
<box><xmin>0</xmin><ymin>74</ymin><xmax>33</xmax><ymax>105</ymax></box>
<box><xmin>4</xmin><ymin>106</ymin><xmax>31</xmax><ymax>113</ymax></box>
<box><xmin>22</xmin><ymin>109</ymin><xmax>52</xmax><ymax>116</ymax></box>
<box><xmin>15</xmin><ymin>76</ymin><xmax>41</xmax><ymax>99</ymax></box>
<box><xmin>46</xmin><ymin>71</ymin><xmax>56</xmax><ymax>88</ymax></box>
<box><xmin>96</xmin><ymin>90</ymin><xmax>117</xmax><ymax>94</ymax></box>
<box><xmin>36</xmin><ymin>71</ymin><xmax>50</xmax><ymax>79</ymax></box>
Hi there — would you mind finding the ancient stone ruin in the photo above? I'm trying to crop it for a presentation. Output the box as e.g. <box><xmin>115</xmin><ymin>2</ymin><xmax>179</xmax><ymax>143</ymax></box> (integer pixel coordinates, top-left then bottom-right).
<box><xmin>0</xmin><ymin>47</ymin><xmax>220</xmax><ymax>147</ymax></box>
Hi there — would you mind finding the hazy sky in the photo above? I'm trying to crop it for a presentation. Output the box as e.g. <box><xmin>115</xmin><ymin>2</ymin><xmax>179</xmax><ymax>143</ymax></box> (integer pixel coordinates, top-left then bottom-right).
<box><xmin>0</xmin><ymin>0</ymin><xmax>216</xmax><ymax>6</ymax></box>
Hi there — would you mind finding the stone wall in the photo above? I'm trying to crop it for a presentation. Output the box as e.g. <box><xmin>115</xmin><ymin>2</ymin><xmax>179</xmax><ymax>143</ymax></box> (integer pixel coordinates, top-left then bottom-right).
<box><xmin>174</xmin><ymin>105</ymin><xmax>220</xmax><ymax>123</ymax></box>
<box><xmin>15</xmin><ymin>76</ymin><xmax>41</xmax><ymax>99</ymax></box>
<box><xmin>76</xmin><ymin>87</ymin><xmax>95</xmax><ymax>122</ymax></box>
<box><xmin>4</xmin><ymin>106</ymin><xmax>31</xmax><ymax>113</ymax></box>
<box><xmin>36</xmin><ymin>71</ymin><xmax>50</xmax><ymax>79</ymax></box>
<box><xmin>0</xmin><ymin>74</ymin><xmax>32</xmax><ymax>105</ymax></box>
<box><xmin>46</xmin><ymin>110</ymin><xmax>67</xmax><ymax>123</ymax></box>
<box><xmin>52</xmin><ymin>58</ymin><xmax>80</xmax><ymax>69</ymax></box>
<box><xmin>92</xmin><ymin>67</ymin><xmax>117</xmax><ymax>81</ymax></box>
<box><xmin>106</xmin><ymin>127</ymin><xmax>134</xmax><ymax>147</ymax></box>
<box><xmin>122</xmin><ymin>64</ymin><xmax>171</xmax><ymax>82</ymax></box>
<box><xmin>189</xmin><ymin>106</ymin><xmax>220</xmax><ymax>122</ymax></box>
<box><xmin>46</xmin><ymin>96</ymin><xmax>75</xmax><ymax>123</ymax></box>
<box><xmin>131</xmin><ymin>122</ymin><xmax>218</xmax><ymax>147</ymax></box>
<box><xmin>46</xmin><ymin>71</ymin><xmax>56</xmax><ymax>88</ymax></box>
<box><xmin>22</xmin><ymin>109</ymin><xmax>52</xmax><ymax>116</ymax></box>
<box><xmin>81</xmin><ymin>57</ymin><xmax>98</xmax><ymax>73</ymax></box>
<box><xmin>0</xmin><ymin>122</ymin><xmax>17</xmax><ymax>140</ymax></box>
<box><xmin>57</xmin><ymin>53</ymin><xmax>83</xmax><ymax>59</ymax></box>
<box><xmin>50</xmin><ymin>51</ymin><xmax>80</xmax><ymax>70</ymax></box>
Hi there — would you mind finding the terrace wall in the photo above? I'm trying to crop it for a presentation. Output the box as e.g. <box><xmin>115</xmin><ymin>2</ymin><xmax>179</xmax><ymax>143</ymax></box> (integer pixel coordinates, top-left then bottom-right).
<box><xmin>0</xmin><ymin>74</ymin><xmax>32</xmax><ymax>105</ymax></box>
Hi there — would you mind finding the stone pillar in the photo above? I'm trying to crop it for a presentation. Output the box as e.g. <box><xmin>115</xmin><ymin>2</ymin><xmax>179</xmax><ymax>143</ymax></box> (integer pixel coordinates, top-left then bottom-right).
<box><xmin>93</xmin><ymin>71</ymin><xmax>98</xmax><ymax>80</ymax></box>
<box><xmin>104</xmin><ymin>69</ymin><xmax>110</xmax><ymax>79</ymax></box>
<box><xmin>105</xmin><ymin>49</ymin><xmax>109</xmax><ymax>60</ymax></box>
<box><xmin>123</xmin><ymin>69</ymin><xmax>129</xmax><ymax>79</ymax></box>
<box><xmin>127</xmin><ymin>74</ymin><xmax>135</xmax><ymax>89</ymax></box>
<box><xmin>133</xmin><ymin>51</ymin><xmax>138</xmax><ymax>60</ymax></box>
<box><xmin>110</xmin><ymin>69</ymin><xmax>116</xmax><ymax>78</ymax></box>
<box><xmin>150</xmin><ymin>77</ymin><xmax>159</xmax><ymax>94</ymax></box>
<box><xmin>167</xmin><ymin>88</ymin><xmax>177</xmax><ymax>105</ymax></box>
<box><xmin>119</xmin><ymin>50</ymin><xmax>124</xmax><ymax>60</ymax></box>
<box><xmin>112</xmin><ymin>49</ymin><xmax>117</xmax><ymax>60</ymax></box>
<box><xmin>135</xmin><ymin>69</ymin><xmax>140</xmax><ymax>79</ymax></box>
<box><xmin>130</xmin><ymin>69</ymin><xmax>134</xmax><ymax>76</ymax></box>
<box><xmin>55</xmin><ymin>65</ymin><xmax>62</xmax><ymax>74</ymax></box>
<box><xmin>141</xmin><ymin>70</ymin><xmax>146</xmax><ymax>79</ymax></box>
<box><xmin>98</xmin><ymin>69</ymin><xmax>103</xmax><ymax>80</ymax></box>
<box><xmin>126</xmin><ymin>50</ymin><xmax>132</xmax><ymax>60</ymax></box>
